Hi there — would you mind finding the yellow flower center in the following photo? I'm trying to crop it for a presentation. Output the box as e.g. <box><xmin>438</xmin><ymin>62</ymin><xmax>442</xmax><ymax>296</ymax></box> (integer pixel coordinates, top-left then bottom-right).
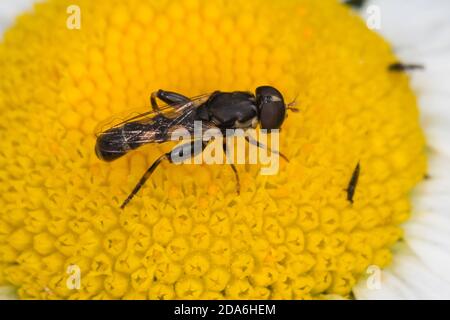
<box><xmin>0</xmin><ymin>0</ymin><xmax>426</xmax><ymax>299</ymax></box>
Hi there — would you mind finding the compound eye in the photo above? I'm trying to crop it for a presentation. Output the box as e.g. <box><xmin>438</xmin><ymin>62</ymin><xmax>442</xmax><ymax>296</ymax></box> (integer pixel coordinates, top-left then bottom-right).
<box><xmin>256</xmin><ymin>86</ymin><xmax>286</xmax><ymax>130</ymax></box>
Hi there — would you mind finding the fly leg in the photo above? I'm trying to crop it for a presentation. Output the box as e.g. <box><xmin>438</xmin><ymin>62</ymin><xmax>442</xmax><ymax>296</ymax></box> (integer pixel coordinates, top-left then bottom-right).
<box><xmin>120</xmin><ymin>140</ymin><xmax>208</xmax><ymax>209</ymax></box>
<box><xmin>120</xmin><ymin>154</ymin><xmax>167</xmax><ymax>209</ymax></box>
<box><xmin>151</xmin><ymin>89</ymin><xmax>191</xmax><ymax>113</ymax></box>
<box><xmin>223</xmin><ymin>143</ymin><xmax>240</xmax><ymax>195</ymax></box>
<box><xmin>245</xmin><ymin>135</ymin><xmax>289</xmax><ymax>162</ymax></box>
<box><xmin>150</xmin><ymin>92</ymin><xmax>160</xmax><ymax>112</ymax></box>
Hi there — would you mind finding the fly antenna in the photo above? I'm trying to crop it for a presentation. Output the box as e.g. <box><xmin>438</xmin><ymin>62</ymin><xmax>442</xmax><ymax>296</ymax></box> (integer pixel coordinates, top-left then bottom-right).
<box><xmin>287</xmin><ymin>94</ymin><xmax>300</xmax><ymax>112</ymax></box>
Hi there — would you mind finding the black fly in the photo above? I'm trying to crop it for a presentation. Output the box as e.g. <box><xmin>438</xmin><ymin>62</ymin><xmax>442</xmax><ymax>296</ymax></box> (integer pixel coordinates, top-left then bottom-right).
<box><xmin>389</xmin><ymin>62</ymin><xmax>425</xmax><ymax>72</ymax></box>
<box><xmin>95</xmin><ymin>86</ymin><xmax>297</xmax><ymax>209</ymax></box>
<box><xmin>346</xmin><ymin>162</ymin><xmax>360</xmax><ymax>204</ymax></box>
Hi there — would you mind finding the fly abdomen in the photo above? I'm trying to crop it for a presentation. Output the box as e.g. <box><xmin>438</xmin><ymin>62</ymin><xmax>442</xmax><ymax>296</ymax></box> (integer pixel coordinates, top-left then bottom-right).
<box><xmin>95</xmin><ymin>122</ymin><xmax>153</xmax><ymax>162</ymax></box>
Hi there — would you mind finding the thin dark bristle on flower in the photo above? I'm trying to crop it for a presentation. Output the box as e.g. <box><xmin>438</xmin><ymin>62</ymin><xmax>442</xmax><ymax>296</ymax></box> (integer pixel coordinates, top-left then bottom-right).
<box><xmin>343</xmin><ymin>0</ymin><xmax>366</xmax><ymax>9</ymax></box>
<box><xmin>389</xmin><ymin>62</ymin><xmax>425</xmax><ymax>72</ymax></box>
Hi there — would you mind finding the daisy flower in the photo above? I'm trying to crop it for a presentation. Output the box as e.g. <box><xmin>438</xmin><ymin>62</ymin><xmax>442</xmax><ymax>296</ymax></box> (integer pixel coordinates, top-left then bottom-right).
<box><xmin>0</xmin><ymin>0</ymin><xmax>446</xmax><ymax>300</ymax></box>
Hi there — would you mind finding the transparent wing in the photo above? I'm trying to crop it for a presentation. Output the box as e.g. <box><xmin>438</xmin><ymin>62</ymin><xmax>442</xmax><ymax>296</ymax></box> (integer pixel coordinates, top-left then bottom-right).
<box><xmin>95</xmin><ymin>92</ymin><xmax>212</xmax><ymax>137</ymax></box>
<box><xmin>95</xmin><ymin>93</ymin><xmax>217</xmax><ymax>151</ymax></box>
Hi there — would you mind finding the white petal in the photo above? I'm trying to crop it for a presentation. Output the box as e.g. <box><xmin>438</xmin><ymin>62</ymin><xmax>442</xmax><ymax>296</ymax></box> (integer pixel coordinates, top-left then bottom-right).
<box><xmin>389</xmin><ymin>248</ymin><xmax>450</xmax><ymax>299</ymax></box>
<box><xmin>425</xmin><ymin>130</ymin><xmax>450</xmax><ymax>157</ymax></box>
<box><xmin>354</xmin><ymin>270</ymin><xmax>415</xmax><ymax>300</ymax></box>
<box><xmin>364</xmin><ymin>0</ymin><xmax>450</xmax><ymax>51</ymax></box>
<box><xmin>354</xmin><ymin>244</ymin><xmax>450</xmax><ymax>299</ymax></box>
<box><xmin>408</xmin><ymin>242</ymin><xmax>450</xmax><ymax>283</ymax></box>
<box><xmin>0</xmin><ymin>0</ymin><xmax>37</xmax><ymax>37</ymax></box>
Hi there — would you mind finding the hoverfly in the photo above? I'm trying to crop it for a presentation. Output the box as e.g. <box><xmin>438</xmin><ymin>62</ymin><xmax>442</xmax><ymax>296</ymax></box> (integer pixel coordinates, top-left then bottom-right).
<box><xmin>95</xmin><ymin>86</ymin><xmax>298</xmax><ymax>209</ymax></box>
